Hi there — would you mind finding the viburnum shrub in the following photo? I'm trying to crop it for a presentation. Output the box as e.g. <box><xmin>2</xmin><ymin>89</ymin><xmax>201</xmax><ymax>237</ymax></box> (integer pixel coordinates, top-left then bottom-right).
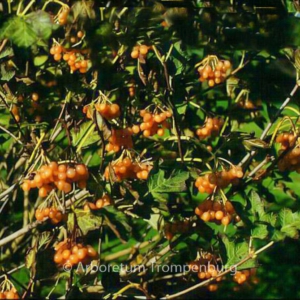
<box><xmin>0</xmin><ymin>1</ymin><xmax>300</xmax><ymax>299</ymax></box>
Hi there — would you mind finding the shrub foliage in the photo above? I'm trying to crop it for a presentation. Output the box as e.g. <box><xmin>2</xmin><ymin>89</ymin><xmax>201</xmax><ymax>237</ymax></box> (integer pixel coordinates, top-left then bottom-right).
<box><xmin>0</xmin><ymin>0</ymin><xmax>300</xmax><ymax>299</ymax></box>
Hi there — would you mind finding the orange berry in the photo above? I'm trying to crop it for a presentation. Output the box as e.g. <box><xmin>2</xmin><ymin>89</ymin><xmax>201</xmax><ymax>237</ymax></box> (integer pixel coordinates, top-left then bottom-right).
<box><xmin>139</xmin><ymin>45</ymin><xmax>148</xmax><ymax>55</ymax></box>
<box><xmin>22</xmin><ymin>181</ymin><xmax>31</xmax><ymax>192</ymax></box>
<box><xmin>63</xmin><ymin>182</ymin><xmax>72</xmax><ymax>193</ymax></box>
<box><xmin>54</xmin><ymin>53</ymin><xmax>62</xmax><ymax>61</ymax></box>
<box><xmin>215</xmin><ymin>210</ymin><xmax>224</xmax><ymax>220</ymax></box>
<box><xmin>54</xmin><ymin>252</ymin><xmax>63</xmax><ymax>263</ymax></box>
<box><xmin>143</xmin><ymin>113</ymin><xmax>152</xmax><ymax>122</ymax></box>
<box><xmin>54</xmin><ymin>45</ymin><xmax>63</xmax><ymax>54</ymax></box>
<box><xmin>157</xmin><ymin>128</ymin><xmax>165</xmax><ymax>136</ymax></box>
<box><xmin>50</xmin><ymin>47</ymin><xmax>56</xmax><ymax>55</ymax></box>
<box><xmin>76</xmin><ymin>164</ymin><xmax>87</xmax><ymax>176</ymax></box>
<box><xmin>79</xmin><ymin>67</ymin><xmax>87</xmax><ymax>74</ymax></box>
<box><xmin>221</xmin><ymin>215</ymin><xmax>230</xmax><ymax>226</ymax></box>
<box><xmin>132</xmin><ymin>125</ymin><xmax>140</xmax><ymax>134</ymax></box>
<box><xmin>77</xmin><ymin>31</ymin><xmax>84</xmax><ymax>38</ymax></box>
<box><xmin>70</xmin><ymin>254</ymin><xmax>79</xmax><ymax>264</ymax></box>
<box><xmin>35</xmin><ymin>210</ymin><xmax>44</xmax><ymax>221</ymax></box>
<box><xmin>70</xmin><ymin>37</ymin><xmax>77</xmax><ymax>44</ymax></box>
<box><xmin>32</xmin><ymin>93</ymin><xmax>39</xmax><ymax>101</ymax></box>
<box><xmin>80</xmin><ymin>60</ymin><xmax>88</xmax><ymax>68</ymax></box>
<box><xmin>67</xmin><ymin>168</ymin><xmax>76</xmax><ymax>179</ymax></box>
<box><xmin>39</xmin><ymin>187</ymin><xmax>48</xmax><ymax>198</ymax></box>
<box><xmin>201</xmin><ymin>212</ymin><xmax>210</xmax><ymax>222</ymax></box>
<box><xmin>223</xmin><ymin>60</ymin><xmax>231</xmax><ymax>69</ymax></box>
<box><xmin>63</xmin><ymin>53</ymin><xmax>70</xmax><ymax>61</ymax></box>
<box><xmin>141</xmin><ymin>170</ymin><xmax>149</xmax><ymax>180</ymax></box>
<box><xmin>143</xmin><ymin>129</ymin><xmax>151</xmax><ymax>137</ymax></box>
<box><xmin>110</xmin><ymin>104</ymin><xmax>120</xmax><ymax>117</ymax></box>
<box><xmin>87</xmin><ymin>245</ymin><xmax>97</xmax><ymax>257</ymax></box>
<box><xmin>77</xmin><ymin>248</ymin><xmax>88</xmax><ymax>260</ymax></box>
<box><xmin>208</xmin><ymin>79</ymin><xmax>215</xmax><ymax>87</ymax></box>
<box><xmin>69</xmin><ymin>53</ymin><xmax>76</xmax><ymax>61</ymax></box>
<box><xmin>131</xmin><ymin>50</ymin><xmax>139</xmax><ymax>59</ymax></box>
<box><xmin>62</xmin><ymin>249</ymin><xmax>71</xmax><ymax>260</ymax></box>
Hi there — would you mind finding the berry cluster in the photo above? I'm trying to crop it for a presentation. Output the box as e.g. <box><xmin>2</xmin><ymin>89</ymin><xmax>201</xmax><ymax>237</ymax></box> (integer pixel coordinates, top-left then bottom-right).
<box><xmin>233</xmin><ymin>270</ymin><xmax>251</xmax><ymax>285</ymax></box>
<box><xmin>276</xmin><ymin>132</ymin><xmax>297</xmax><ymax>150</ymax></box>
<box><xmin>84</xmin><ymin>194</ymin><xmax>111</xmax><ymax>211</ymax></box>
<box><xmin>50</xmin><ymin>44</ymin><xmax>89</xmax><ymax>73</ymax></box>
<box><xmin>106</xmin><ymin>129</ymin><xmax>133</xmax><ymax>153</ymax></box>
<box><xmin>278</xmin><ymin>147</ymin><xmax>300</xmax><ymax>172</ymax></box>
<box><xmin>195</xmin><ymin>200</ymin><xmax>239</xmax><ymax>226</ymax></box>
<box><xmin>0</xmin><ymin>289</ymin><xmax>19</xmax><ymax>299</ymax></box>
<box><xmin>197</xmin><ymin>57</ymin><xmax>231</xmax><ymax>87</ymax></box>
<box><xmin>54</xmin><ymin>241</ymin><xmax>98</xmax><ymax>267</ymax></box>
<box><xmin>237</xmin><ymin>99</ymin><xmax>255</xmax><ymax>109</ymax></box>
<box><xmin>189</xmin><ymin>255</ymin><xmax>219</xmax><ymax>279</ymax></box>
<box><xmin>138</xmin><ymin>109</ymin><xmax>172</xmax><ymax>137</ymax></box>
<box><xmin>196</xmin><ymin>117</ymin><xmax>224</xmax><ymax>139</ymax></box>
<box><xmin>104</xmin><ymin>157</ymin><xmax>152</xmax><ymax>181</ymax></box>
<box><xmin>58</xmin><ymin>8</ymin><xmax>70</xmax><ymax>25</ymax></box>
<box><xmin>95</xmin><ymin>103</ymin><xmax>121</xmax><ymax>120</ymax></box>
<box><xmin>195</xmin><ymin>166</ymin><xmax>243</xmax><ymax>194</ymax></box>
<box><xmin>21</xmin><ymin>162</ymin><xmax>89</xmax><ymax>197</ymax></box>
<box><xmin>164</xmin><ymin>220</ymin><xmax>190</xmax><ymax>240</ymax></box>
<box><xmin>35</xmin><ymin>207</ymin><xmax>64</xmax><ymax>224</ymax></box>
<box><xmin>11</xmin><ymin>105</ymin><xmax>20</xmax><ymax>122</ymax></box>
<box><xmin>69</xmin><ymin>31</ymin><xmax>85</xmax><ymax>44</ymax></box>
<box><xmin>131</xmin><ymin>45</ymin><xmax>151</xmax><ymax>59</ymax></box>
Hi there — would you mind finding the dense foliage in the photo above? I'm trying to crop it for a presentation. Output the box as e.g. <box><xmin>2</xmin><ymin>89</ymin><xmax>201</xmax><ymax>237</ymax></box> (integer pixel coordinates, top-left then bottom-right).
<box><xmin>0</xmin><ymin>0</ymin><xmax>300</xmax><ymax>299</ymax></box>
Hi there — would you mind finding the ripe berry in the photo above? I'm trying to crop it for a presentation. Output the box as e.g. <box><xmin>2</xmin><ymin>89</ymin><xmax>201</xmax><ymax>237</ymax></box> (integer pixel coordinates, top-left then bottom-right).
<box><xmin>77</xmin><ymin>31</ymin><xmax>84</xmax><ymax>38</ymax></box>
<box><xmin>32</xmin><ymin>93</ymin><xmax>39</xmax><ymax>101</ymax></box>
<box><xmin>131</xmin><ymin>50</ymin><xmax>139</xmax><ymax>59</ymax></box>
<box><xmin>221</xmin><ymin>215</ymin><xmax>230</xmax><ymax>226</ymax></box>
<box><xmin>54</xmin><ymin>53</ymin><xmax>62</xmax><ymax>61</ymax></box>
<box><xmin>139</xmin><ymin>45</ymin><xmax>148</xmax><ymax>55</ymax></box>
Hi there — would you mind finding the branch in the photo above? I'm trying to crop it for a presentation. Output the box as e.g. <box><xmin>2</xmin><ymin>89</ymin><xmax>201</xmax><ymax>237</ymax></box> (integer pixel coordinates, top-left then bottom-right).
<box><xmin>162</xmin><ymin>241</ymin><xmax>274</xmax><ymax>300</ymax></box>
<box><xmin>0</xmin><ymin>190</ymin><xmax>89</xmax><ymax>248</ymax></box>
<box><xmin>239</xmin><ymin>83</ymin><xmax>299</xmax><ymax>166</ymax></box>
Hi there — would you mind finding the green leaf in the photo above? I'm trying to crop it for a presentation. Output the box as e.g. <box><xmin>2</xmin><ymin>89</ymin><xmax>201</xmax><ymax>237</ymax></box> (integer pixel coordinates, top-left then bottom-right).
<box><xmin>279</xmin><ymin>208</ymin><xmax>300</xmax><ymax>239</ymax></box>
<box><xmin>243</xmin><ymin>139</ymin><xmax>269</xmax><ymax>150</ymax></box>
<box><xmin>68</xmin><ymin>211</ymin><xmax>103</xmax><ymax>236</ymax></box>
<box><xmin>148</xmin><ymin>170</ymin><xmax>189</xmax><ymax>201</ymax></box>
<box><xmin>176</xmin><ymin>103</ymin><xmax>187</xmax><ymax>115</ymax></box>
<box><xmin>95</xmin><ymin>111</ymin><xmax>111</xmax><ymax>140</ymax></box>
<box><xmin>252</xmin><ymin>224</ymin><xmax>268</xmax><ymax>239</ymax></box>
<box><xmin>0</xmin><ymin>47</ymin><xmax>13</xmax><ymax>59</ymax></box>
<box><xmin>26</xmin><ymin>10</ymin><xmax>57</xmax><ymax>40</ymax></box>
<box><xmin>271</xmin><ymin>229</ymin><xmax>286</xmax><ymax>241</ymax></box>
<box><xmin>38</xmin><ymin>232</ymin><xmax>52</xmax><ymax>249</ymax></box>
<box><xmin>0</xmin><ymin>65</ymin><xmax>15</xmax><ymax>81</ymax></box>
<box><xmin>25</xmin><ymin>247</ymin><xmax>36</xmax><ymax>269</ymax></box>
<box><xmin>222</xmin><ymin>237</ymin><xmax>256</xmax><ymax>270</ymax></box>
<box><xmin>103</xmin><ymin>205</ymin><xmax>132</xmax><ymax>233</ymax></box>
<box><xmin>71</xmin><ymin>121</ymin><xmax>100</xmax><ymax>149</ymax></box>
<box><xmin>72</xmin><ymin>0</ymin><xmax>96</xmax><ymax>20</ymax></box>
<box><xmin>145</xmin><ymin>213</ymin><xmax>163</xmax><ymax>230</ymax></box>
<box><xmin>261</xmin><ymin>213</ymin><xmax>277</xmax><ymax>227</ymax></box>
<box><xmin>33</xmin><ymin>55</ymin><xmax>48</xmax><ymax>66</ymax></box>
<box><xmin>249</xmin><ymin>190</ymin><xmax>265</xmax><ymax>220</ymax></box>
<box><xmin>0</xmin><ymin>17</ymin><xmax>38</xmax><ymax>48</ymax></box>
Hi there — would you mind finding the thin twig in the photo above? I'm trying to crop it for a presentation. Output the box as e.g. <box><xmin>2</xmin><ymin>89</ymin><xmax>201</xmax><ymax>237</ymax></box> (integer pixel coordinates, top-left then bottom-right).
<box><xmin>163</xmin><ymin>241</ymin><xmax>274</xmax><ymax>300</ymax></box>
<box><xmin>0</xmin><ymin>190</ymin><xmax>89</xmax><ymax>248</ymax></box>
<box><xmin>239</xmin><ymin>83</ymin><xmax>299</xmax><ymax>166</ymax></box>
